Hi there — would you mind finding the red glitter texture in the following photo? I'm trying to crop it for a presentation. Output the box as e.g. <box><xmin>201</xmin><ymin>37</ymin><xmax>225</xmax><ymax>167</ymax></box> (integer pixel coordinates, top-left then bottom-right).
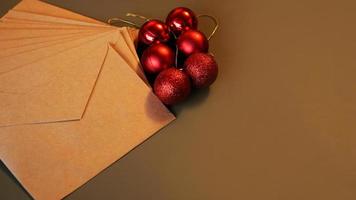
<box><xmin>184</xmin><ymin>53</ymin><xmax>218</xmax><ymax>88</ymax></box>
<box><xmin>154</xmin><ymin>68</ymin><xmax>191</xmax><ymax>105</ymax></box>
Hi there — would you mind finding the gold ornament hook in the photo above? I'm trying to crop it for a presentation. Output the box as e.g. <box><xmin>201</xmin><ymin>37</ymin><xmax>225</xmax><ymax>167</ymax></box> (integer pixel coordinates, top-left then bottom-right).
<box><xmin>197</xmin><ymin>14</ymin><xmax>219</xmax><ymax>40</ymax></box>
<box><xmin>107</xmin><ymin>17</ymin><xmax>140</xmax><ymax>28</ymax></box>
<box><xmin>126</xmin><ymin>13</ymin><xmax>150</xmax><ymax>21</ymax></box>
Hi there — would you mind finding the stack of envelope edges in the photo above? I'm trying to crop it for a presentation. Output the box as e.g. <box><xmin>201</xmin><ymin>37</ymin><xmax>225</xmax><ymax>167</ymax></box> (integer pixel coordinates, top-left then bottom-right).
<box><xmin>0</xmin><ymin>0</ymin><xmax>175</xmax><ymax>199</ymax></box>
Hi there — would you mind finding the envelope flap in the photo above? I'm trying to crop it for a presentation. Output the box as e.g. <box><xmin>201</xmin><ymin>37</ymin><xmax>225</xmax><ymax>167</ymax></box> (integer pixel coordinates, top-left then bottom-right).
<box><xmin>0</xmin><ymin>45</ymin><xmax>175</xmax><ymax>200</ymax></box>
<box><xmin>0</xmin><ymin>32</ymin><xmax>113</xmax><ymax>127</ymax></box>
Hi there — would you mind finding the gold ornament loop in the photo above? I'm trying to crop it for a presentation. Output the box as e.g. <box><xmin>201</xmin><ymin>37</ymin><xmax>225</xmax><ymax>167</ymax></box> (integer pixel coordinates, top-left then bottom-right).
<box><xmin>197</xmin><ymin>14</ymin><xmax>219</xmax><ymax>40</ymax></box>
<box><xmin>126</xmin><ymin>13</ymin><xmax>150</xmax><ymax>21</ymax></box>
<box><xmin>107</xmin><ymin>17</ymin><xmax>140</xmax><ymax>28</ymax></box>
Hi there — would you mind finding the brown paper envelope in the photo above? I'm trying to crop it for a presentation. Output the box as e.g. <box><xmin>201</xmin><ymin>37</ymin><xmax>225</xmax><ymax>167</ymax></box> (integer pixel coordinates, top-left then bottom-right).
<box><xmin>3</xmin><ymin>10</ymin><xmax>109</xmax><ymax>28</ymax></box>
<box><xmin>0</xmin><ymin>29</ymin><xmax>147</xmax><ymax>127</ymax></box>
<box><xmin>0</xmin><ymin>17</ymin><xmax>101</xmax><ymax>27</ymax></box>
<box><xmin>0</xmin><ymin>31</ymin><xmax>106</xmax><ymax>58</ymax></box>
<box><xmin>1</xmin><ymin>17</ymin><xmax>84</xmax><ymax>25</ymax></box>
<box><xmin>0</xmin><ymin>30</ymin><xmax>101</xmax><ymax>49</ymax></box>
<box><xmin>0</xmin><ymin>19</ymin><xmax>111</xmax><ymax>30</ymax></box>
<box><xmin>121</xmin><ymin>27</ymin><xmax>140</xmax><ymax>62</ymax></box>
<box><xmin>127</xmin><ymin>27</ymin><xmax>139</xmax><ymax>47</ymax></box>
<box><xmin>0</xmin><ymin>12</ymin><xmax>114</xmax><ymax>49</ymax></box>
<box><xmin>0</xmin><ymin>1</ymin><xmax>147</xmax><ymax>112</ymax></box>
<box><xmin>0</xmin><ymin>24</ymin><xmax>145</xmax><ymax>83</ymax></box>
<box><xmin>110</xmin><ymin>30</ymin><xmax>147</xmax><ymax>84</ymax></box>
<box><xmin>0</xmin><ymin>28</ymin><xmax>145</xmax><ymax>84</ymax></box>
<box><xmin>0</xmin><ymin>26</ymin><xmax>139</xmax><ymax>67</ymax></box>
<box><xmin>2</xmin><ymin>1</ymin><xmax>141</xmax><ymax>67</ymax></box>
<box><xmin>0</xmin><ymin>28</ymin><xmax>107</xmax><ymax>40</ymax></box>
<box><xmin>118</xmin><ymin>28</ymin><xmax>147</xmax><ymax>84</ymax></box>
<box><xmin>0</xmin><ymin>28</ymin><xmax>104</xmax><ymax>49</ymax></box>
<box><xmin>12</xmin><ymin>0</ymin><xmax>105</xmax><ymax>25</ymax></box>
<box><xmin>0</xmin><ymin>45</ymin><xmax>175</xmax><ymax>200</ymax></box>
<box><xmin>0</xmin><ymin>0</ymin><xmax>108</xmax><ymax>35</ymax></box>
<box><xmin>6</xmin><ymin>9</ymin><xmax>144</xmax><ymax>82</ymax></box>
<box><xmin>0</xmin><ymin>30</ymin><xmax>114</xmax><ymax>74</ymax></box>
<box><xmin>0</xmin><ymin>31</ymin><xmax>117</xmax><ymax>127</ymax></box>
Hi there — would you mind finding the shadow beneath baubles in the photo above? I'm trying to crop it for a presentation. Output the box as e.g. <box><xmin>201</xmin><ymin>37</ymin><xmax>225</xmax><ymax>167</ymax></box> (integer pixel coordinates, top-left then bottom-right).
<box><xmin>170</xmin><ymin>87</ymin><xmax>210</xmax><ymax>117</ymax></box>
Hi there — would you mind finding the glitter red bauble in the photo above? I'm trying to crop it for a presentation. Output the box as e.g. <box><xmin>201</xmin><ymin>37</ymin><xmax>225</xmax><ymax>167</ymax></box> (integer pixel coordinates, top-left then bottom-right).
<box><xmin>141</xmin><ymin>43</ymin><xmax>175</xmax><ymax>74</ymax></box>
<box><xmin>184</xmin><ymin>53</ymin><xmax>218</xmax><ymax>88</ymax></box>
<box><xmin>166</xmin><ymin>7</ymin><xmax>198</xmax><ymax>36</ymax></box>
<box><xmin>138</xmin><ymin>19</ymin><xmax>170</xmax><ymax>45</ymax></box>
<box><xmin>154</xmin><ymin>68</ymin><xmax>191</xmax><ymax>105</ymax></box>
<box><xmin>177</xmin><ymin>30</ymin><xmax>209</xmax><ymax>57</ymax></box>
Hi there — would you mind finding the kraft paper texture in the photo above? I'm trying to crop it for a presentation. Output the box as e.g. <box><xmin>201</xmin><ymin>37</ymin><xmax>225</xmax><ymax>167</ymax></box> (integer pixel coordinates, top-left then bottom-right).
<box><xmin>0</xmin><ymin>0</ymin><xmax>175</xmax><ymax>199</ymax></box>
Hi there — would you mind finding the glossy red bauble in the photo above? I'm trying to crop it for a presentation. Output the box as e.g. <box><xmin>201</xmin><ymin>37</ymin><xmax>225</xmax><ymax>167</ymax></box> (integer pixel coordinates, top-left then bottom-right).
<box><xmin>154</xmin><ymin>68</ymin><xmax>191</xmax><ymax>105</ymax></box>
<box><xmin>166</xmin><ymin>7</ymin><xmax>198</xmax><ymax>36</ymax></box>
<box><xmin>141</xmin><ymin>43</ymin><xmax>175</xmax><ymax>74</ymax></box>
<box><xmin>184</xmin><ymin>53</ymin><xmax>218</xmax><ymax>88</ymax></box>
<box><xmin>138</xmin><ymin>19</ymin><xmax>170</xmax><ymax>45</ymax></box>
<box><xmin>177</xmin><ymin>30</ymin><xmax>209</xmax><ymax>57</ymax></box>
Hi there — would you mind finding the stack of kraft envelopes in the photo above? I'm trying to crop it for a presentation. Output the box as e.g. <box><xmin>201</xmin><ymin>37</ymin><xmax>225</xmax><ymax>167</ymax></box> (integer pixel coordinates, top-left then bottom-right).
<box><xmin>0</xmin><ymin>0</ymin><xmax>175</xmax><ymax>199</ymax></box>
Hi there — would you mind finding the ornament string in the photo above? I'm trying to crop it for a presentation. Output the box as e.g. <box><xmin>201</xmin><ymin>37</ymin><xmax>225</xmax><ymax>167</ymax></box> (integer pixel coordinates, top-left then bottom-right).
<box><xmin>109</xmin><ymin>13</ymin><xmax>218</xmax><ymax>40</ymax></box>
<box><xmin>108</xmin><ymin>13</ymin><xmax>218</xmax><ymax>67</ymax></box>
<box><xmin>125</xmin><ymin>13</ymin><xmax>180</xmax><ymax>67</ymax></box>
<box><xmin>107</xmin><ymin>17</ymin><xmax>140</xmax><ymax>28</ymax></box>
<box><xmin>197</xmin><ymin>15</ymin><xmax>219</xmax><ymax>40</ymax></box>
<box><xmin>126</xmin><ymin>13</ymin><xmax>150</xmax><ymax>21</ymax></box>
<box><xmin>108</xmin><ymin>13</ymin><xmax>150</xmax><ymax>28</ymax></box>
<box><xmin>171</xmin><ymin>33</ymin><xmax>179</xmax><ymax>68</ymax></box>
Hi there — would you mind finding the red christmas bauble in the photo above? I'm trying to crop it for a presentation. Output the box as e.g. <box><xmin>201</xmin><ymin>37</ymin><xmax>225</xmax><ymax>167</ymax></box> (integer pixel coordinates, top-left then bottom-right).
<box><xmin>184</xmin><ymin>53</ymin><xmax>218</xmax><ymax>88</ymax></box>
<box><xmin>166</xmin><ymin>7</ymin><xmax>198</xmax><ymax>36</ymax></box>
<box><xmin>177</xmin><ymin>30</ymin><xmax>209</xmax><ymax>57</ymax></box>
<box><xmin>141</xmin><ymin>43</ymin><xmax>175</xmax><ymax>74</ymax></box>
<box><xmin>154</xmin><ymin>68</ymin><xmax>191</xmax><ymax>105</ymax></box>
<box><xmin>138</xmin><ymin>19</ymin><xmax>170</xmax><ymax>45</ymax></box>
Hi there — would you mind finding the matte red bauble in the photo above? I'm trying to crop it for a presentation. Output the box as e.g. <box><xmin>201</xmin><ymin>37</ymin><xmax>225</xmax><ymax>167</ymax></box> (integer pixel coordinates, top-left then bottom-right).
<box><xmin>166</xmin><ymin>7</ymin><xmax>198</xmax><ymax>36</ymax></box>
<box><xmin>177</xmin><ymin>30</ymin><xmax>209</xmax><ymax>56</ymax></box>
<box><xmin>154</xmin><ymin>68</ymin><xmax>191</xmax><ymax>105</ymax></box>
<box><xmin>184</xmin><ymin>53</ymin><xmax>218</xmax><ymax>88</ymax></box>
<box><xmin>138</xmin><ymin>19</ymin><xmax>170</xmax><ymax>45</ymax></box>
<box><xmin>141</xmin><ymin>43</ymin><xmax>175</xmax><ymax>74</ymax></box>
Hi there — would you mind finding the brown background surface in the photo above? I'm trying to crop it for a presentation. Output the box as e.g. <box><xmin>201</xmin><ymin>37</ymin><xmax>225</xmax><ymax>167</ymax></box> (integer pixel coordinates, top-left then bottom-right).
<box><xmin>1</xmin><ymin>0</ymin><xmax>355</xmax><ymax>199</ymax></box>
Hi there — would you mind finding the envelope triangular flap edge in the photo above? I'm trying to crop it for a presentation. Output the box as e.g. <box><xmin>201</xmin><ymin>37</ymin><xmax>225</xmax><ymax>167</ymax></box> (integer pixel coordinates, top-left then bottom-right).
<box><xmin>0</xmin><ymin>32</ymin><xmax>114</xmax><ymax>127</ymax></box>
<box><xmin>0</xmin><ymin>45</ymin><xmax>175</xmax><ymax>200</ymax></box>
